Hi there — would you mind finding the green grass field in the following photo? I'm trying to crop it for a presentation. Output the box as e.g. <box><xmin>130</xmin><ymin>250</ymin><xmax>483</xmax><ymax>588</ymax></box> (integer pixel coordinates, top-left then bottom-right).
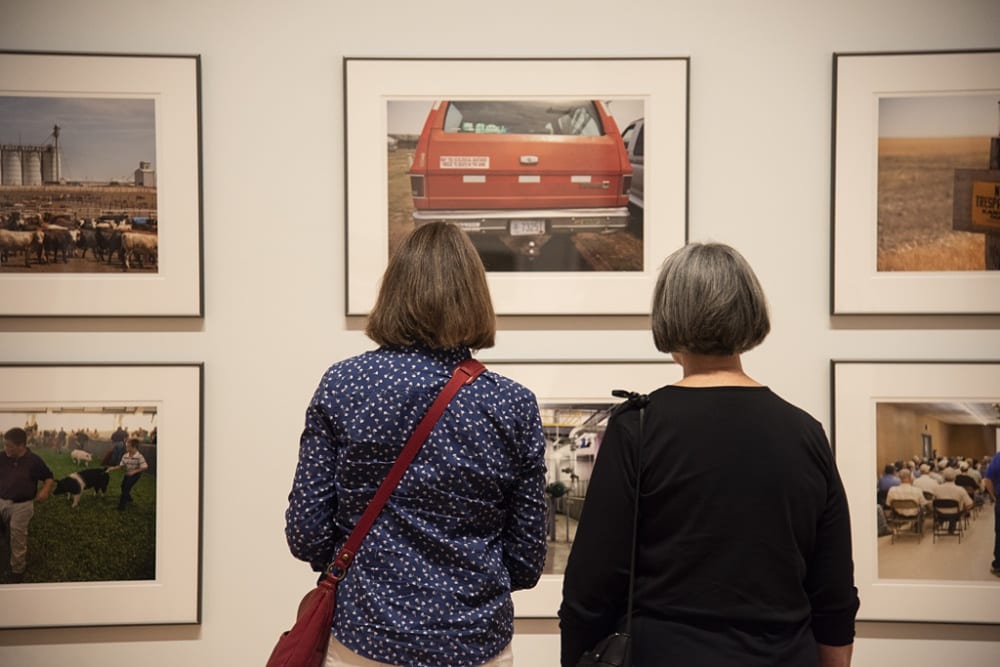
<box><xmin>0</xmin><ymin>448</ymin><xmax>156</xmax><ymax>584</ymax></box>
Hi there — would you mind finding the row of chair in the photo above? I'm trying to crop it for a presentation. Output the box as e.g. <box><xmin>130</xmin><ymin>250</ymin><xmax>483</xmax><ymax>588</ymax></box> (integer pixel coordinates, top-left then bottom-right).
<box><xmin>886</xmin><ymin>498</ymin><xmax>970</xmax><ymax>544</ymax></box>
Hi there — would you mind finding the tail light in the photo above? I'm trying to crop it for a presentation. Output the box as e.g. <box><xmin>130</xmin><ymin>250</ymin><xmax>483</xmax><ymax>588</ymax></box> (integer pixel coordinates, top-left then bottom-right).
<box><xmin>621</xmin><ymin>174</ymin><xmax>632</xmax><ymax>196</ymax></box>
<box><xmin>410</xmin><ymin>175</ymin><xmax>425</xmax><ymax>198</ymax></box>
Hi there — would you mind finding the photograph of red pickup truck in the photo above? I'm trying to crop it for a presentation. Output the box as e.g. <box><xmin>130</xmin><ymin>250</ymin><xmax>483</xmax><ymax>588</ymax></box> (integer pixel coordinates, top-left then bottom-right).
<box><xmin>388</xmin><ymin>98</ymin><xmax>643</xmax><ymax>271</ymax></box>
<box><xmin>345</xmin><ymin>57</ymin><xmax>687</xmax><ymax>315</ymax></box>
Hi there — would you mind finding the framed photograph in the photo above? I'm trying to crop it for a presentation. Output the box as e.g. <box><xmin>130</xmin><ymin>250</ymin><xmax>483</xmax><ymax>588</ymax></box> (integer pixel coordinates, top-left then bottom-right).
<box><xmin>832</xmin><ymin>360</ymin><xmax>1000</xmax><ymax>623</ymax></box>
<box><xmin>0</xmin><ymin>363</ymin><xmax>202</xmax><ymax>628</ymax></box>
<box><xmin>831</xmin><ymin>49</ymin><xmax>1000</xmax><ymax>314</ymax></box>
<box><xmin>0</xmin><ymin>51</ymin><xmax>202</xmax><ymax>317</ymax></box>
<box><xmin>345</xmin><ymin>57</ymin><xmax>688</xmax><ymax>315</ymax></box>
<box><xmin>480</xmin><ymin>360</ymin><xmax>680</xmax><ymax>617</ymax></box>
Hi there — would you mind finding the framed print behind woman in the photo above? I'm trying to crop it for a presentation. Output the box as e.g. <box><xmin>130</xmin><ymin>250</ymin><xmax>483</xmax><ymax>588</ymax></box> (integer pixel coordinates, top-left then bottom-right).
<box><xmin>0</xmin><ymin>363</ymin><xmax>202</xmax><ymax>628</ymax></box>
<box><xmin>0</xmin><ymin>51</ymin><xmax>202</xmax><ymax>316</ymax></box>
<box><xmin>831</xmin><ymin>49</ymin><xmax>1000</xmax><ymax>314</ymax></box>
<box><xmin>344</xmin><ymin>57</ymin><xmax>688</xmax><ymax>315</ymax></box>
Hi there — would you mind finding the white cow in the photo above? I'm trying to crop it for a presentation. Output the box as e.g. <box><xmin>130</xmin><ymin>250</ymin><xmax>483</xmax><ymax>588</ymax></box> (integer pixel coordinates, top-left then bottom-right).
<box><xmin>121</xmin><ymin>231</ymin><xmax>158</xmax><ymax>271</ymax></box>
<box><xmin>0</xmin><ymin>229</ymin><xmax>44</xmax><ymax>267</ymax></box>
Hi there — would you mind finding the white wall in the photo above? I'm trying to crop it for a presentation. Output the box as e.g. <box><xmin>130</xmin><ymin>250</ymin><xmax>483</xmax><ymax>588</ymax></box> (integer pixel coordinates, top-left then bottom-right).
<box><xmin>1</xmin><ymin>0</ymin><xmax>1000</xmax><ymax>664</ymax></box>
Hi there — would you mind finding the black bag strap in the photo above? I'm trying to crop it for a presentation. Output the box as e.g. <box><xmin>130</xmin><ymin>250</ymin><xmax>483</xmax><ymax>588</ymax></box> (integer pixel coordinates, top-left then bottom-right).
<box><xmin>611</xmin><ymin>389</ymin><xmax>650</xmax><ymax>648</ymax></box>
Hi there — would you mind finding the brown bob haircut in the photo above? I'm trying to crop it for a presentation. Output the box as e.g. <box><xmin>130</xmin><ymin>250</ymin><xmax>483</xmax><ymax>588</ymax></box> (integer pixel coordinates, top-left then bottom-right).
<box><xmin>651</xmin><ymin>242</ymin><xmax>770</xmax><ymax>355</ymax></box>
<box><xmin>366</xmin><ymin>222</ymin><xmax>496</xmax><ymax>350</ymax></box>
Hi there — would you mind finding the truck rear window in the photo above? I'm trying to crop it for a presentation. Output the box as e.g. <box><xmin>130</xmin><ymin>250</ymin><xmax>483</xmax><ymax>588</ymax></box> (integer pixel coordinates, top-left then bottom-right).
<box><xmin>442</xmin><ymin>100</ymin><xmax>604</xmax><ymax>137</ymax></box>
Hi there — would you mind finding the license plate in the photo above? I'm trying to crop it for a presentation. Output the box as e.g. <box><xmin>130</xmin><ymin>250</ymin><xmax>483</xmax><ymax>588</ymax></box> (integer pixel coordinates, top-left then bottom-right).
<box><xmin>510</xmin><ymin>220</ymin><xmax>546</xmax><ymax>236</ymax></box>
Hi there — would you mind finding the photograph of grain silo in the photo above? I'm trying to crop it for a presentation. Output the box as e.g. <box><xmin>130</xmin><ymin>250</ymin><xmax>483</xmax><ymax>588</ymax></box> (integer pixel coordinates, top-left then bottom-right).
<box><xmin>0</xmin><ymin>95</ymin><xmax>158</xmax><ymax>273</ymax></box>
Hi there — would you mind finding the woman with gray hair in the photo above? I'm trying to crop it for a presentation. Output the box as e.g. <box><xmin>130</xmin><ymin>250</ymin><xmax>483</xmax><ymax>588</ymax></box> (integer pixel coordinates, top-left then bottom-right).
<box><xmin>559</xmin><ymin>242</ymin><xmax>859</xmax><ymax>667</ymax></box>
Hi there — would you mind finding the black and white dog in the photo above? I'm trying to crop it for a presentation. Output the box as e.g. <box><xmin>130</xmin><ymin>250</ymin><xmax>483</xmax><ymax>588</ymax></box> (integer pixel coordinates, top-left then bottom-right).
<box><xmin>53</xmin><ymin>468</ymin><xmax>111</xmax><ymax>508</ymax></box>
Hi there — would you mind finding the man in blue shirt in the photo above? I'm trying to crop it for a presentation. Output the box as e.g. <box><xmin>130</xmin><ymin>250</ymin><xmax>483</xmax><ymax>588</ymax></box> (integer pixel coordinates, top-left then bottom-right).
<box><xmin>877</xmin><ymin>464</ymin><xmax>900</xmax><ymax>508</ymax></box>
<box><xmin>983</xmin><ymin>453</ymin><xmax>1000</xmax><ymax>577</ymax></box>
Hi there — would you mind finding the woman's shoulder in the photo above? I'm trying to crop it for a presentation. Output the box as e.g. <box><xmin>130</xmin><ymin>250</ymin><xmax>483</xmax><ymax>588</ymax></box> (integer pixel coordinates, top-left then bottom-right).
<box><xmin>479</xmin><ymin>368</ymin><xmax>537</xmax><ymax>402</ymax></box>
<box><xmin>319</xmin><ymin>348</ymin><xmax>410</xmax><ymax>381</ymax></box>
<box><xmin>648</xmin><ymin>384</ymin><xmax>823</xmax><ymax>426</ymax></box>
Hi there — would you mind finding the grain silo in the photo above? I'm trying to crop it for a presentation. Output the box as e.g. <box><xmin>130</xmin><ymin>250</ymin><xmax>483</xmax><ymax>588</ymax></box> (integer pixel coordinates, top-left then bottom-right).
<box><xmin>42</xmin><ymin>126</ymin><xmax>62</xmax><ymax>183</ymax></box>
<box><xmin>1</xmin><ymin>149</ymin><xmax>23</xmax><ymax>186</ymax></box>
<box><xmin>21</xmin><ymin>150</ymin><xmax>42</xmax><ymax>185</ymax></box>
<box><xmin>1</xmin><ymin>127</ymin><xmax>62</xmax><ymax>185</ymax></box>
<box><xmin>40</xmin><ymin>146</ymin><xmax>61</xmax><ymax>183</ymax></box>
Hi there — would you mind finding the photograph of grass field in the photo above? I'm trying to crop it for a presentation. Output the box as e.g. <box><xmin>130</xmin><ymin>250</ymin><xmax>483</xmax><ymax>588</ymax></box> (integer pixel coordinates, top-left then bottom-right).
<box><xmin>0</xmin><ymin>447</ymin><xmax>156</xmax><ymax>585</ymax></box>
<box><xmin>876</xmin><ymin>93</ymin><xmax>998</xmax><ymax>272</ymax></box>
<box><xmin>0</xmin><ymin>363</ymin><xmax>199</xmax><ymax>628</ymax></box>
<box><xmin>878</xmin><ymin>136</ymin><xmax>990</xmax><ymax>271</ymax></box>
<box><xmin>833</xmin><ymin>51</ymin><xmax>1000</xmax><ymax>313</ymax></box>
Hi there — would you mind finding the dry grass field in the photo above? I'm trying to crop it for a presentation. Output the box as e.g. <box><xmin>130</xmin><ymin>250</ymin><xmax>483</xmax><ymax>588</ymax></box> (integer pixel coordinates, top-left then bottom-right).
<box><xmin>877</xmin><ymin>136</ymin><xmax>990</xmax><ymax>271</ymax></box>
<box><xmin>386</xmin><ymin>149</ymin><xmax>642</xmax><ymax>271</ymax></box>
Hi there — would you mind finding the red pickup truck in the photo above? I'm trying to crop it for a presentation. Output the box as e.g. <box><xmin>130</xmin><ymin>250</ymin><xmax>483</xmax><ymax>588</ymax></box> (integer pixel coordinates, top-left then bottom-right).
<box><xmin>408</xmin><ymin>100</ymin><xmax>633</xmax><ymax>257</ymax></box>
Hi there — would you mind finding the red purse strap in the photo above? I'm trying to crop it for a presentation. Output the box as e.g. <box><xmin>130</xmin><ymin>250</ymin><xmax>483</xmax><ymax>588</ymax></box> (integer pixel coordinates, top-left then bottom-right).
<box><xmin>322</xmin><ymin>357</ymin><xmax>486</xmax><ymax>582</ymax></box>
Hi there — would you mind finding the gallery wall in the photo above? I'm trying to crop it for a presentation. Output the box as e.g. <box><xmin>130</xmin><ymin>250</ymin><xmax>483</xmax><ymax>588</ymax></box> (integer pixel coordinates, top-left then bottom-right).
<box><xmin>1</xmin><ymin>0</ymin><xmax>1000</xmax><ymax>665</ymax></box>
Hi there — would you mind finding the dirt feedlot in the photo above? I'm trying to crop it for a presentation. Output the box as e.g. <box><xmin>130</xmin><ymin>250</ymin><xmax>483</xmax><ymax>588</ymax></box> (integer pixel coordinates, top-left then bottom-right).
<box><xmin>0</xmin><ymin>184</ymin><xmax>158</xmax><ymax>274</ymax></box>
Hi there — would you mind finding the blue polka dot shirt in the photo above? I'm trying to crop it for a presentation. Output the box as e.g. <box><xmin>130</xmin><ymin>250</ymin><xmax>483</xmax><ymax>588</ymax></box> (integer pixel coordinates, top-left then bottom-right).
<box><xmin>285</xmin><ymin>345</ymin><xmax>547</xmax><ymax>666</ymax></box>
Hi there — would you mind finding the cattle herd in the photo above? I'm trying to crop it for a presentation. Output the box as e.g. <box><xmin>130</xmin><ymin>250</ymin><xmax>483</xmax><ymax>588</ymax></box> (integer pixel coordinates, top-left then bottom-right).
<box><xmin>0</xmin><ymin>211</ymin><xmax>158</xmax><ymax>272</ymax></box>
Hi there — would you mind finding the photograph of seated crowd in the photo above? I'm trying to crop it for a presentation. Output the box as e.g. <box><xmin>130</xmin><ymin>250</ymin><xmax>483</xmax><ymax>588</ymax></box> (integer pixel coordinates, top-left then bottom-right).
<box><xmin>875</xmin><ymin>400</ymin><xmax>1000</xmax><ymax>581</ymax></box>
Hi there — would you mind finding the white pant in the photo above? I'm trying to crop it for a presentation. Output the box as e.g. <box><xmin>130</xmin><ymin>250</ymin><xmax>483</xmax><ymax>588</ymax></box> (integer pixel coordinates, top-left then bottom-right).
<box><xmin>325</xmin><ymin>635</ymin><xmax>514</xmax><ymax>667</ymax></box>
<box><xmin>0</xmin><ymin>498</ymin><xmax>34</xmax><ymax>574</ymax></box>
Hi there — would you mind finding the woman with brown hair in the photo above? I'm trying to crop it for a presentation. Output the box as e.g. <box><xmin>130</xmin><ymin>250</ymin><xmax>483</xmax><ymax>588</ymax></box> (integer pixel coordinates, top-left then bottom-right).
<box><xmin>285</xmin><ymin>222</ymin><xmax>547</xmax><ymax>667</ymax></box>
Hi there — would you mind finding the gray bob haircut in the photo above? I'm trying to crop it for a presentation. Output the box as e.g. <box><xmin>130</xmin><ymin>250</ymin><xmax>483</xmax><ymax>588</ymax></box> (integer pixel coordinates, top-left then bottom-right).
<box><xmin>651</xmin><ymin>242</ymin><xmax>770</xmax><ymax>355</ymax></box>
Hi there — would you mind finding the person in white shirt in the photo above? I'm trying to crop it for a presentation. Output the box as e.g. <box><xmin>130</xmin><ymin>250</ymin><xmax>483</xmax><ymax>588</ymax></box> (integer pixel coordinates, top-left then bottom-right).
<box><xmin>933</xmin><ymin>467</ymin><xmax>973</xmax><ymax>534</ymax></box>
<box><xmin>106</xmin><ymin>438</ymin><xmax>148</xmax><ymax>511</ymax></box>
<box><xmin>886</xmin><ymin>468</ymin><xmax>928</xmax><ymax>518</ymax></box>
<box><xmin>913</xmin><ymin>464</ymin><xmax>940</xmax><ymax>495</ymax></box>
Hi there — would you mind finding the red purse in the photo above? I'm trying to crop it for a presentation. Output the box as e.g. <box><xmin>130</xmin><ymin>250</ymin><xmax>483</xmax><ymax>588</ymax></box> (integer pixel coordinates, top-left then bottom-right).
<box><xmin>267</xmin><ymin>358</ymin><xmax>486</xmax><ymax>667</ymax></box>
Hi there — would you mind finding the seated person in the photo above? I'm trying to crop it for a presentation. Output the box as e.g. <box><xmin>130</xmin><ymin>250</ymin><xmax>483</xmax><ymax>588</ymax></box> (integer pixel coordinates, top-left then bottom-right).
<box><xmin>913</xmin><ymin>464</ymin><xmax>939</xmax><ymax>494</ymax></box>
<box><xmin>956</xmin><ymin>463</ymin><xmax>985</xmax><ymax>507</ymax></box>
<box><xmin>886</xmin><ymin>468</ymin><xmax>928</xmax><ymax>518</ymax></box>
<box><xmin>934</xmin><ymin>467</ymin><xmax>974</xmax><ymax>534</ymax></box>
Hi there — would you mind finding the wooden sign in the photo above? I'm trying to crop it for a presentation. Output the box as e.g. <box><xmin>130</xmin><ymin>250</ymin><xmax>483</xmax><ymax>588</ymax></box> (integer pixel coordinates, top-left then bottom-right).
<box><xmin>953</xmin><ymin>168</ymin><xmax>1000</xmax><ymax>232</ymax></box>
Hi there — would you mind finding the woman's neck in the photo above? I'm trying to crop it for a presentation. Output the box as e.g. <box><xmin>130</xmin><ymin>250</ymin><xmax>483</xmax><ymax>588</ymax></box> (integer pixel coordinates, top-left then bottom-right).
<box><xmin>671</xmin><ymin>352</ymin><xmax>763</xmax><ymax>387</ymax></box>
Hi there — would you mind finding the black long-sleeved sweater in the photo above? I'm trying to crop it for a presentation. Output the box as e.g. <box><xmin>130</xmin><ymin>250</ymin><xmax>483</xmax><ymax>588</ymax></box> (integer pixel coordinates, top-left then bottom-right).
<box><xmin>559</xmin><ymin>385</ymin><xmax>859</xmax><ymax>667</ymax></box>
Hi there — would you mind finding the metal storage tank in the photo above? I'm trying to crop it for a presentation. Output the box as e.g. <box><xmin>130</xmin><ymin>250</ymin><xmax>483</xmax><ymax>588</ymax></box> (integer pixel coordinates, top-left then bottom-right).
<box><xmin>21</xmin><ymin>150</ymin><xmax>42</xmax><ymax>186</ymax></box>
<box><xmin>41</xmin><ymin>147</ymin><xmax>61</xmax><ymax>183</ymax></box>
<box><xmin>1</xmin><ymin>149</ymin><xmax>22</xmax><ymax>186</ymax></box>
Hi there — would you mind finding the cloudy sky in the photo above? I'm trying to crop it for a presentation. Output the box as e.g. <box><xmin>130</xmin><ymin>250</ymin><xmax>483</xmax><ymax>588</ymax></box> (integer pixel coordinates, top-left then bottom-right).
<box><xmin>879</xmin><ymin>93</ymin><xmax>999</xmax><ymax>138</ymax></box>
<box><xmin>0</xmin><ymin>95</ymin><xmax>155</xmax><ymax>181</ymax></box>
